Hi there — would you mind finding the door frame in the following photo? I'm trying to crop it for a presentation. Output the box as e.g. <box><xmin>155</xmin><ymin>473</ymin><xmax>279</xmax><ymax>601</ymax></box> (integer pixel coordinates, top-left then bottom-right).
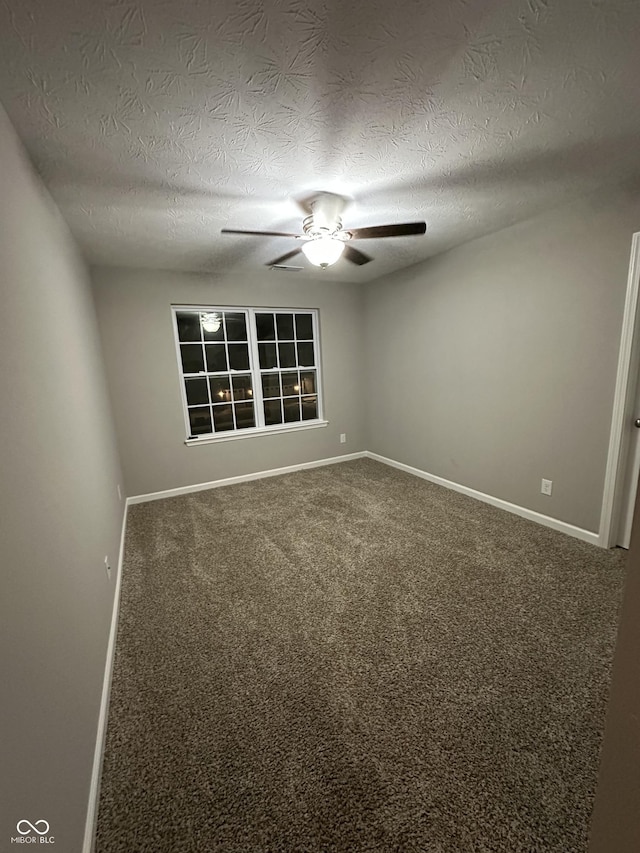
<box><xmin>600</xmin><ymin>231</ymin><xmax>640</xmax><ymax>547</ymax></box>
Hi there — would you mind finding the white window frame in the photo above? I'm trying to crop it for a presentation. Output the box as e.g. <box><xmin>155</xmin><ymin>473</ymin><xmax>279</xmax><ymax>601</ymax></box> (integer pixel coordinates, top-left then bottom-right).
<box><xmin>171</xmin><ymin>305</ymin><xmax>327</xmax><ymax>445</ymax></box>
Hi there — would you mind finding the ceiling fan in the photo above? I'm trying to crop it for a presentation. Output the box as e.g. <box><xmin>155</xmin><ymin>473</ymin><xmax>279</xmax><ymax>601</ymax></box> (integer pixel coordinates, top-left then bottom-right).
<box><xmin>221</xmin><ymin>192</ymin><xmax>426</xmax><ymax>268</ymax></box>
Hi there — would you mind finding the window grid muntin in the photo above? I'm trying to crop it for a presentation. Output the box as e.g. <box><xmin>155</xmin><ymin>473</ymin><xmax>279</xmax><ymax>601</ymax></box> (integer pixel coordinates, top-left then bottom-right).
<box><xmin>256</xmin><ymin>310</ymin><xmax>318</xmax><ymax>429</ymax></box>
<box><xmin>175</xmin><ymin>308</ymin><xmax>252</xmax><ymax>437</ymax></box>
<box><xmin>173</xmin><ymin>306</ymin><xmax>321</xmax><ymax>440</ymax></box>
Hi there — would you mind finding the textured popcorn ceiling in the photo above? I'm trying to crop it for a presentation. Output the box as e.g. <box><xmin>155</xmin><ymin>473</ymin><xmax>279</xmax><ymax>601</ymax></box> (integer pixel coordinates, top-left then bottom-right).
<box><xmin>1</xmin><ymin>0</ymin><xmax>639</xmax><ymax>281</ymax></box>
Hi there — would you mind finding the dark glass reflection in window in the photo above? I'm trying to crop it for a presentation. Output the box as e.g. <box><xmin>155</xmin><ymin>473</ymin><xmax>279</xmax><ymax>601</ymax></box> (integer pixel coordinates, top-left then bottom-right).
<box><xmin>235</xmin><ymin>402</ymin><xmax>255</xmax><ymax>429</ymax></box>
<box><xmin>201</xmin><ymin>312</ymin><xmax>224</xmax><ymax>342</ymax></box>
<box><xmin>264</xmin><ymin>399</ymin><xmax>283</xmax><ymax>426</ymax></box>
<box><xmin>297</xmin><ymin>342</ymin><xmax>315</xmax><ymax>366</ymax></box>
<box><xmin>295</xmin><ymin>313</ymin><xmax>313</xmax><ymax>340</ymax></box>
<box><xmin>225</xmin><ymin>313</ymin><xmax>247</xmax><ymax>342</ymax></box>
<box><xmin>232</xmin><ymin>374</ymin><xmax>253</xmax><ymax>401</ymax></box>
<box><xmin>302</xmin><ymin>396</ymin><xmax>318</xmax><ymax>420</ymax></box>
<box><xmin>278</xmin><ymin>342</ymin><xmax>296</xmax><ymax>368</ymax></box>
<box><xmin>177</xmin><ymin>312</ymin><xmax>201</xmax><ymax>342</ymax></box>
<box><xmin>258</xmin><ymin>342</ymin><xmax>277</xmax><ymax>369</ymax></box>
<box><xmin>256</xmin><ymin>313</ymin><xmax>275</xmax><ymax>341</ymax></box>
<box><xmin>209</xmin><ymin>375</ymin><xmax>231</xmax><ymax>403</ymax></box>
<box><xmin>283</xmin><ymin>397</ymin><xmax>301</xmax><ymax>423</ymax></box>
<box><xmin>281</xmin><ymin>371</ymin><xmax>299</xmax><ymax>397</ymax></box>
<box><xmin>205</xmin><ymin>344</ymin><xmax>227</xmax><ymax>373</ymax></box>
<box><xmin>276</xmin><ymin>313</ymin><xmax>295</xmax><ymax>340</ymax></box>
<box><xmin>300</xmin><ymin>370</ymin><xmax>316</xmax><ymax>395</ymax></box>
<box><xmin>228</xmin><ymin>343</ymin><xmax>250</xmax><ymax>371</ymax></box>
<box><xmin>181</xmin><ymin>344</ymin><xmax>204</xmax><ymax>374</ymax></box>
<box><xmin>212</xmin><ymin>405</ymin><xmax>234</xmax><ymax>432</ymax></box>
<box><xmin>185</xmin><ymin>378</ymin><xmax>208</xmax><ymax>406</ymax></box>
<box><xmin>261</xmin><ymin>373</ymin><xmax>281</xmax><ymax>399</ymax></box>
<box><xmin>189</xmin><ymin>406</ymin><xmax>212</xmax><ymax>436</ymax></box>
<box><xmin>177</xmin><ymin>307</ymin><xmax>320</xmax><ymax>437</ymax></box>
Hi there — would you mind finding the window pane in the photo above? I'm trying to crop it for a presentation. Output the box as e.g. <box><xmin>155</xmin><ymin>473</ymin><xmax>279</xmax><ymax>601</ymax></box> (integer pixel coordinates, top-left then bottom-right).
<box><xmin>201</xmin><ymin>312</ymin><xmax>224</xmax><ymax>341</ymax></box>
<box><xmin>297</xmin><ymin>341</ymin><xmax>315</xmax><ymax>366</ymax></box>
<box><xmin>295</xmin><ymin>313</ymin><xmax>313</xmax><ymax>340</ymax></box>
<box><xmin>302</xmin><ymin>395</ymin><xmax>318</xmax><ymax>420</ymax></box>
<box><xmin>225</xmin><ymin>312</ymin><xmax>247</xmax><ymax>342</ymax></box>
<box><xmin>276</xmin><ymin>313</ymin><xmax>295</xmax><ymax>340</ymax></box>
<box><xmin>212</xmin><ymin>404</ymin><xmax>234</xmax><ymax>432</ymax></box>
<box><xmin>189</xmin><ymin>406</ymin><xmax>212</xmax><ymax>436</ymax></box>
<box><xmin>232</xmin><ymin>374</ymin><xmax>253</xmax><ymax>401</ymax></box>
<box><xmin>281</xmin><ymin>371</ymin><xmax>299</xmax><ymax>396</ymax></box>
<box><xmin>235</xmin><ymin>402</ymin><xmax>255</xmax><ymax>429</ymax></box>
<box><xmin>258</xmin><ymin>342</ymin><xmax>277</xmax><ymax>369</ymax></box>
<box><xmin>283</xmin><ymin>397</ymin><xmax>301</xmax><ymax>423</ymax></box>
<box><xmin>300</xmin><ymin>370</ymin><xmax>316</xmax><ymax>395</ymax></box>
<box><xmin>264</xmin><ymin>399</ymin><xmax>283</xmax><ymax>425</ymax></box>
<box><xmin>177</xmin><ymin>312</ymin><xmax>201</xmax><ymax>342</ymax></box>
<box><xmin>185</xmin><ymin>378</ymin><xmax>208</xmax><ymax>406</ymax></box>
<box><xmin>209</xmin><ymin>375</ymin><xmax>231</xmax><ymax>402</ymax></box>
<box><xmin>261</xmin><ymin>373</ymin><xmax>281</xmax><ymax>399</ymax></box>
<box><xmin>181</xmin><ymin>344</ymin><xmax>204</xmax><ymax>374</ymax></box>
<box><xmin>278</xmin><ymin>342</ymin><xmax>296</xmax><ymax>368</ymax></box>
<box><xmin>228</xmin><ymin>343</ymin><xmax>250</xmax><ymax>370</ymax></box>
<box><xmin>205</xmin><ymin>344</ymin><xmax>227</xmax><ymax>372</ymax></box>
<box><xmin>256</xmin><ymin>313</ymin><xmax>275</xmax><ymax>341</ymax></box>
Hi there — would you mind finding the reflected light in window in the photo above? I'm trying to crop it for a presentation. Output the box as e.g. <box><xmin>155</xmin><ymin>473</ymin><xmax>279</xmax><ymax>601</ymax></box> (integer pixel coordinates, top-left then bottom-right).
<box><xmin>201</xmin><ymin>312</ymin><xmax>221</xmax><ymax>333</ymax></box>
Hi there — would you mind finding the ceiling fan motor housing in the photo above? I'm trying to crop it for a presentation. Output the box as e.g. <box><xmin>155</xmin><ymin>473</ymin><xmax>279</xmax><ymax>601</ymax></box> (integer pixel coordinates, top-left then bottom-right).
<box><xmin>302</xmin><ymin>214</ymin><xmax>343</xmax><ymax>238</ymax></box>
<box><xmin>305</xmin><ymin>192</ymin><xmax>347</xmax><ymax>237</ymax></box>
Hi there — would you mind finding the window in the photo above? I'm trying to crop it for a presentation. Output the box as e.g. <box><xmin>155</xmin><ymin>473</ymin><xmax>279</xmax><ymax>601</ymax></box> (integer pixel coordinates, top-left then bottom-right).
<box><xmin>172</xmin><ymin>306</ymin><xmax>324</xmax><ymax>442</ymax></box>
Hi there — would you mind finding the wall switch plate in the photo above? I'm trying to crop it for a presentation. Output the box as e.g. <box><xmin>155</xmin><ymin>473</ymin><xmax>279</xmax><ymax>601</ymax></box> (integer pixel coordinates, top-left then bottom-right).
<box><xmin>104</xmin><ymin>556</ymin><xmax>112</xmax><ymax>579</ymax></box>
<box><xmin>340</xmin><ymin>433</ymin><xmax>347</xmax><ymax>444</ymax></box>
<box><xmin>541</xmin><ymin>478</ymin><xmax>553</xmax><ymax>496</ymax></box>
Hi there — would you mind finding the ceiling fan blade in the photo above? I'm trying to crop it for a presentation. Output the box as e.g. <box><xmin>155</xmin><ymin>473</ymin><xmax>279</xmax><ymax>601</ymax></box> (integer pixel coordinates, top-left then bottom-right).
<box><xmin>266</xmin><ymin>248</ymin><xmax>302</xmax><ymax>266</ymax></box>
<box><xmin>343</xmin><ymin>245</ymin><xmax>372</xmax><ymax>266</ymax></box>
<box><xmin>222</xmin><ymin>228</ymin><xmax>303</xmax><ymax>238</ymax></box>
<box><xmin>346</xmin><ymin>221</ymin><xmax>427</xmax><ymax>240</ymax></box>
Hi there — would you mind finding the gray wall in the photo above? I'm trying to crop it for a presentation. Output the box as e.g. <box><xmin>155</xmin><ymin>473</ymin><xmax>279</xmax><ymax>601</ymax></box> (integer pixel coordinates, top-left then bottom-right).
<box><xmin>91</xmin><ymin>267</ymin><xmax>366</xmax><ymax>497</ymax></box>
<box><xmin>0</xmin><ymin>108</ymin><xmax>124</xmax><ymax>850</ymax></box>
<box><xmin>364</xmin><ymin>189</ymin><xmax>640</xmax><ymax>532</ymax></box>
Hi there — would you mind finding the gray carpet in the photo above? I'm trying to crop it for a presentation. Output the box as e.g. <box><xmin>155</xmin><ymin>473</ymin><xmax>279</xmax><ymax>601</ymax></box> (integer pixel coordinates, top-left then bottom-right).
<box><xmin>96</xmin><ymin>458</ymin><xmax>626</xmax><ymax>853</ymax></box>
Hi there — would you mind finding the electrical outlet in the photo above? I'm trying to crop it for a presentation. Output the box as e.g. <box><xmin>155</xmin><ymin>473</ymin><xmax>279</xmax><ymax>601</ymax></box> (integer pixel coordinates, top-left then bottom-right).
<box><xmin>104</xmin><ymin>556</ymin><xmax>112</xmax><ymax>579</ymax></box>
<box><xmin>117</xmin><ymin>484</ymin><xmax>122</xmax><ymax>501</ymax></box>
<box><xmin>541</xmin><ymin>478</ymin><xmax>553</xmax><ymax>496</ymax></box>
<box><xmin>340</xmin><ymin>433</ymin><xmax>347</xmax><ymax>444</ymax></box>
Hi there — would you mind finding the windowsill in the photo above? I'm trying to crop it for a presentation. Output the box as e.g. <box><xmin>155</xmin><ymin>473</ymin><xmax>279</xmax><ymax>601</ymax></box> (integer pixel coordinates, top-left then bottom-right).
<box><xmin>185</xmin><ymin>420</ymin><xmax>329</xmax><ymax>446</ymax></box>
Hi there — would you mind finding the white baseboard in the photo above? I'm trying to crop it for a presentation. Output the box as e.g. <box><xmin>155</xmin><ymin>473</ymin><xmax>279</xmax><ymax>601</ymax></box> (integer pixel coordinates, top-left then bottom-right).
<box><xmin>82</xmin><ymin>502</ymin><xmax>129</xmax><ymax>853</ymax></box>
<box><xmin>128</xmin><ymin>448</ymin><xmax>601</xmax><ymax>545</ymax></box>
<box><xmin>365</xmin><ymin>451</ymin><xmax>602</xmax><ymax>547</ymax></box>
<box><xmin>127</xmin><ymin>451</ymin><xmax>368</xmax><ymax>505</ymax></box>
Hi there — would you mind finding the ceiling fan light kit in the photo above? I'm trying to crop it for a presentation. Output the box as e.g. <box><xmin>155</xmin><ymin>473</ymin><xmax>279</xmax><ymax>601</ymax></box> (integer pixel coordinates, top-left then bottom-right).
<box><xmin>221</xmin><ymin>191</ymin><xmax>427</xmax><ymax>270</ymax></box>
<box><xmin>301</xmin><ymin>236</ymin><xmax>345</xmax><ymax>267</ymax></box>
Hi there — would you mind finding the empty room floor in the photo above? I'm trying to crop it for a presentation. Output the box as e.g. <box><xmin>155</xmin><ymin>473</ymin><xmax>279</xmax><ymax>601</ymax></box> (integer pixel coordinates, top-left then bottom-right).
<box><xmin>96</xmin><ymin>459</ymin><xmax>626</xmax><ymax>853</ymax></box>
